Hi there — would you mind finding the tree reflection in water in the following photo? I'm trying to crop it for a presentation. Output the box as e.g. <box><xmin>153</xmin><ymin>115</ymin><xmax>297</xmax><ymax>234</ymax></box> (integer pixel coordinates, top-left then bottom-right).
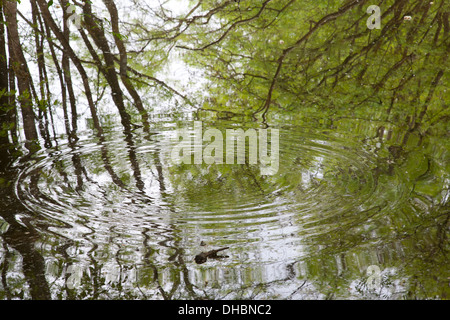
<box><xmin>0</xmin><ymin>0</ymin><xmax>448</xmax><ymax>300</ymax></box>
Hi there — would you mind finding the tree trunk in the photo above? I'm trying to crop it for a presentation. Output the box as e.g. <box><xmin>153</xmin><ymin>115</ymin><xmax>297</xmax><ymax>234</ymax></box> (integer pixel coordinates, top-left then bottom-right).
<box><xmin>4</xmin><ymin>0</ymin><xmax>38</xmax><ymax>142</ymax></box>
<box><xmin>103</xmin><ymin>0</ymin><xmax>149</xmax><ymax>129</ymax></box>
<box><xmin>34</xmin><ymin>0</ymin><xmax>102</xmax><ymax>134</ymax></box>
<box><xmin>82</xmin><ymin>1</ymin><xmax>132</xmax><ymax>130</ymax></box>
<box><xmin>0</xmin><ymin>3</ymin><xmax>10</xmax><ymax>145</ymax></box>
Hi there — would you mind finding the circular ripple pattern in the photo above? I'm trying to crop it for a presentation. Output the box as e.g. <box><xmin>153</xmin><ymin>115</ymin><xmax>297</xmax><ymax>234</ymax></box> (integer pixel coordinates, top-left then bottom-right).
<box><xmin>14</xmin><ymin>122</ymin><xmax>407</xmax><ymax>263</ymax></box>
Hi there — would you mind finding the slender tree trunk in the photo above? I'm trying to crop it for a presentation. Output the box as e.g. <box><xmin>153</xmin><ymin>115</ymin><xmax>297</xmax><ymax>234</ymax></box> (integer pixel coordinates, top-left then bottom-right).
<box><xmin>7</xmin><ymin>38</ymin><xmax>16</xmax><ymax>142</ymax></box>
<box><xmin>34</xmin><ymin>0</ymin><xmax>102</xmax><ymax>134</ymax></box>
<box><xmin>82</xmin><ymin>1</ymin><xmax>132</xmax><ymax>130</ymax></box>
<box><xmin>103</xmin><ymin>0</ymin><xmax>149</xmax><ymax>129</ymax></box>
<box><xmin>60</xmin><ymin>0</ymin><xmax>78</xmax><ymax>134</ymax></box>
<box><xmin>0</xmin><ymin>3</ymin><xmax>10</xmax><ymax>146</ymax></box>
<box><xmin>4</xmin><ymin>0</ymin><xmax>38</xmax><ymax>142</ymax></box>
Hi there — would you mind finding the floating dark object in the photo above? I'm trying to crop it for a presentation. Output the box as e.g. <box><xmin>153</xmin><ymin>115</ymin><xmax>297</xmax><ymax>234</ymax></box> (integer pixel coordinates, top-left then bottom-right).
<box><xmin>194</xmin><ymin>247</ymin><xmax>229</xmax><ymax>264</ymax></box>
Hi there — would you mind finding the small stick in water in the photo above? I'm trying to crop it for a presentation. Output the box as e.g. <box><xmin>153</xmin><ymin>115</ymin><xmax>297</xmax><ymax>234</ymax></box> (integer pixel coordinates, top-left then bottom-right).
<box><xmin>194</xmin><ymin>247</ymin><xmax>229</xmax><ymax>264</ymax></box>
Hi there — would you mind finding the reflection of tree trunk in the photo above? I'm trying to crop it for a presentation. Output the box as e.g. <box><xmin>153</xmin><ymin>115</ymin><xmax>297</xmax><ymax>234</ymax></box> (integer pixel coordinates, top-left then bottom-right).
<box><xmin>30</xmin><ymin>0</ymin><xmax>54</xmax><ymax>149</ymax></box>
<box><xmin>60</xmin><ymin>0</ymin><xmax>78</xmax><ymax>136</ymax></box>
<box><xmin>1</xmin><ymin>242</ymin><xmax>13</xmax><ymax>299</ymax></box>
<box><xmin>43</xmin><ymin>20</ymin><xmax>73</xmax><ymax>139</ymax></box>
<box><xmin>141</xmin><ymin>226</ymin><xmax>183</xmax><ymax>300</ymax></box>
<box><xmin>82</xmin><ymin>2</ymin><xmax>131</xmax><ymax>131</ymax></box>
<box><xmin>103</xmin><ymin>0</ymin><xmax>150</xmax><ymax>130</ymax></box>
<box><xmin>3</xmin><ymin>224</ymin><xmax>51</xmax><ymax>300</ymax></box>
<box><xmin>7</xmin><ymin>32</ymin><xmax>16</xmax><ymax>141</ymax></box>
<box><xmin>125</xmin><ymin>136</ymin><xmax>145</xmax><ymax>192</ymax></box>
<box><xmin>35</xmin><ymin>0</ymin><xmax>101</xmax><ymax>133</ymax></box>
<box><xmin>0</xmin><ymin>145</ymin><xmax>51</xmax><ymax>300</ymax></box>
<box><xmin>154</xmin><ymin>150</ymin><xmax>167</xmax><ymax>194</ymax></box>
<box><xmin>146</xmin><ymin>147</ymin><xmax>199</xmax><ymax>299</ymax></box>
<box><xmin>74</xmin><ymin>26</ymin><xmax>144</xmax><ymax>191</ymax></box>
<box><xmin>0</xmin><ymin>3</ymin><xmax>10</xmax><ymax>146</ymax></box>
<box><xmin>4</xmin><ymin>1</ymin><xmax>38</xmax><ymax>142</ymax></box>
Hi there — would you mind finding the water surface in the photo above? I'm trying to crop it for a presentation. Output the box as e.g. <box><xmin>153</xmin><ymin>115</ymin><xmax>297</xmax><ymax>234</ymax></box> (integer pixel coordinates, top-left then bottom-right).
<box><xmin>0</xmin><ymin>113</ymin><xmax>448</xmax><ymax>299</ymax></box>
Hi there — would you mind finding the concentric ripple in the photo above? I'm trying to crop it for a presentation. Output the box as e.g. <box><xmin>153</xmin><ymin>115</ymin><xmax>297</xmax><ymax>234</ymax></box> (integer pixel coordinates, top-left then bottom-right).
<box><xmin>14</xmin><ymin>120</ymin><xmax>407</xmax><ymax>263</ymax></box>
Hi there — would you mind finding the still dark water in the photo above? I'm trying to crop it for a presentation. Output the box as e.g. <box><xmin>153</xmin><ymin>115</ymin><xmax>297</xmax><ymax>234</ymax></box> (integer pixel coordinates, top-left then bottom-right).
<box><xmin>0</xmin><ymin>112</ymin><xmax>448</xmax><ymax>299</ymax></box>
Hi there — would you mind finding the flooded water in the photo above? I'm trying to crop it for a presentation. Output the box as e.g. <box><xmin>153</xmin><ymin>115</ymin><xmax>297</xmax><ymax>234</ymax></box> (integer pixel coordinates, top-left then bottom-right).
<box><xmin>0</xmin><ymin>112</ymin><xmax>448</xmax><ymax>299</ymax></box>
